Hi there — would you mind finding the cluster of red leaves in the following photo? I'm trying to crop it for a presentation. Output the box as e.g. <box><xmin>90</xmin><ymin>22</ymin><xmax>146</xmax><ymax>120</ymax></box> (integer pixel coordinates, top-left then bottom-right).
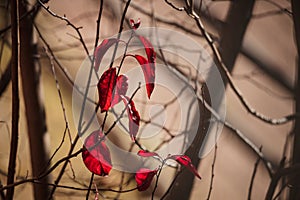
<box><xmin>82</xmin><ymin>19</ymin><xmax>201</xmax><ymax>193</ymax></box>
<box><xmin>82</xmin><ymin>19</ymin><xmax>155</xmax><ymax>177</ymax></box>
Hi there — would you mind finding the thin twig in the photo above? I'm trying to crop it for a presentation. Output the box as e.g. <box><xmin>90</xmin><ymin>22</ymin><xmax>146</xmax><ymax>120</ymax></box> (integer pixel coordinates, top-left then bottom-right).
<box><xmin>164</xmin><ymin>0</ymin><xmax>298</xmax><ymax>125</ymax></box>
<box><xmin>206</xmin><ymin>130</ymin><xmax>218</xmax><ymax>200</ymax></box>
<box><xmin>85</xmin><ymin>173</ymin><xmax>94</xmax><ymax>200</ymax></box>
<box><xmin>0</xmin><ymin>148</ymin><xmax>83</xmax><ymax>192</ymax></box>
<box><xmin>247</xmin><ymin>147</ymin><xmax>262</xmax><ymax>200</ymax></box>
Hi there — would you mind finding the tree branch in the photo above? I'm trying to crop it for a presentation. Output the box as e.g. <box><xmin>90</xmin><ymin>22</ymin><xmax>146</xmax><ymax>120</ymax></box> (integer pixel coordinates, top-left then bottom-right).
<box><xmin>6</xmin><ymin>0</ymin><xmax>20</xmax><ymax>199</ymax></box>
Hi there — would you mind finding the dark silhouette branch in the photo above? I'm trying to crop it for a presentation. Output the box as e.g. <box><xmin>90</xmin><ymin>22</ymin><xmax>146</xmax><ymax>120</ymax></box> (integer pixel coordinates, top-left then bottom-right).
<box><xmin>18</xmin><ymin>0</ymin><xmax>52</xmax><ymax>198</ymax></box>
<box><xmin>290</xmin><ymin>0</ymin><xmax>300</xmax><ymax>199</ymax></box>
<box><xmin>247</xmin><ymin>147</ymin><xmax>262</xmax><ymax>200</ymax></box>
<box><xmin>6</xmin><ymin>0</ymin><xmax>20</xmax><ymax>199</ymax></box>
<box><xmin>266</xmin><ymin>164</ymin><xmax>300</xmax><ymax>200</ymax></box>
<box><xmin>0</xmin><ymin>60</ymin><xmax>11</xmax><ymax>97</ymax></box>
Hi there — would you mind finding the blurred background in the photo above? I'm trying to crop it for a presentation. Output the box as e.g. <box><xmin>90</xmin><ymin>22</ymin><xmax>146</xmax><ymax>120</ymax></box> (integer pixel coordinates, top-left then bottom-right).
<box><xmin>0</xmin><ymin>0</ymin><xmax>298</xmax><ymax>199</ymax></box>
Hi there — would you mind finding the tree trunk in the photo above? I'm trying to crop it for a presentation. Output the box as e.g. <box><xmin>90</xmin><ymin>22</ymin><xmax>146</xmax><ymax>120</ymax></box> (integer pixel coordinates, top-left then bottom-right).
<box><xmin>290</xmin><ymin>0</ymin><xmax>300</xmax><ymax>199</ymax></box>
<box><xmin>19</xmin><ymin>2</ymin><xmax>51</xmax><ymax>199</ymax></box>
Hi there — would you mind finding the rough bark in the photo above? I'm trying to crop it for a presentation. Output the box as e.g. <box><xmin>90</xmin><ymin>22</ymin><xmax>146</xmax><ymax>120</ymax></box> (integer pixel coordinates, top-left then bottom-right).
<box><xmin>19</xmin><ymin>2</ymin><xmax>51</xmax><ymax>199</ymax></box>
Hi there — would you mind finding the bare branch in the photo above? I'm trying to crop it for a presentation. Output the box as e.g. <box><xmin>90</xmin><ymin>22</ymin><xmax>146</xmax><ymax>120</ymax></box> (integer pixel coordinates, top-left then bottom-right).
<box><xmin>165</xmin><ymin>1</ymin><xmax>298</xmax><ymax>125</ymax></box>
<box><xmin>247</xmin><ymin>147</ymin><xmax>262</xmax><ymax>200</ymax></box>
<box><xmin>6</xmin><ymin>0</ymin><xmax>20</xmax><ymax>198</ymax></box>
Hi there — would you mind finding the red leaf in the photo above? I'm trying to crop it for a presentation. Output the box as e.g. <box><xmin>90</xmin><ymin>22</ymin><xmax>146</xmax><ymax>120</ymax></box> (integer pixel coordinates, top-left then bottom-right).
<box><xmin>135</xmin><ymin>168</ymin><xmax>157</xmax><ymax>191</ymax></box>
<box><xmin>82</xmin><ymin>130</ymin><xmax>112</xmax><ymax>176</ymax></box>
<box><xmin>170</xmin><ymin>155</ymin><xmax>202</xmax><ymax>179</ymax></box>
<box><xmin>137</xmin><ymin>36</ymin><xmax>156</xmax><ymax>65</ymax></box>
<box><xmin>97</xmin><ymin>68</ymin><xmax>117</xmax><ymax>112</ymax></box>
<box><xmin>137</xmin><ymin>150</ymin><xmax>159</xmax><ymax>158</ymax></box>
<box><xmin>122</xmin><ymin>96</ymin><xmax>140</xmax><ymax>141</ymax></box>
<box><xmin>133</xmin><ymin>55</ymin><xmax>155</xmax><ymax>98</ymax></box>
<box><xmin>111</xmin><ymin>75</ymin><xmax>128</xmax><ymax>107</ymax></box>
<box><xmin>130</xmin><ymin>18</ymin><xmax>141</xmax><ymax>30</ymax></box>
<box><xmin>94</xmin><ymin>38</ymin><xmax>118</xmax><ymax>72</ymax></box>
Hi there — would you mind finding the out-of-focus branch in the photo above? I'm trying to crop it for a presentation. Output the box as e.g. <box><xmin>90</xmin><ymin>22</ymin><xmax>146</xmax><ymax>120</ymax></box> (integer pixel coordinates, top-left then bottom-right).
<box><xmin>0</xmin><ymin>61</ymin><xmax>11</xmax><ymax>98</ymax></box>
<box><xmin>218</xmin><ymin>0</ymin><xmax>255</xmax><ymax>72</ymax></box>
<box><xmin>165</xmin><ymin>84</ymin><xmax>211</xmax><ymax>200</ymax></box>
<box><xmin>6</xmin><ymin>0</ymin><xmax>20</xmax><ymax>199</ymax></box>
<box><xmin>266</xmin><ymin>164</ymin><xmax>300</xmax><ymax>200</ymax></box>
<box><xmin>19</xmin><ymin>1</ymin><xmax>52</xmax><ymax>199</ymax></box>
<box><xmin>161</xmin><ymin>54</ymin><xmax>274</xmax><ymax>175</ymax></box>
<box><xmin>168</xmin><ymin>1</ymin><xmax>299</xmax><ymax>125</ymax></box>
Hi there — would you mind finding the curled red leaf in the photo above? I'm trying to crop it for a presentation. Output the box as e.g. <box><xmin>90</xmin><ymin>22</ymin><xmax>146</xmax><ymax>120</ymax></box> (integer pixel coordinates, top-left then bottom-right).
<box><xmin>94</xmin><ymin>38</ymin><xmax>118</xmax><ymax>72</ymax></box>
<box><xmin>97</xmin><ymin>68</ymin><xmax>117</xmax><ymax>112</ymax></box>
<box><xmin>137</xmin><ymin>150</ymin><xmax>159</xmax><ymax>158</ymax></box>
<box><xmin>122</xmin><ymin>96</ymin><xmax>140</xmax><ymax>141</ymax></box>
<box><xmin>111</xmin><ymin>75</ymin><xmax>128</xmax><ymax>107</ymax></box>
<box><xmin>133</xmin><ymin>55</ymin><xmax>155</xmax><ymax>98</ymax></box>
<box><xmin>82</xmin><ymin>130</ymin><xmax>112</xmax><ymax>176</ymax></box>
<box><xmin>130</xmin><ymin>18</ymin><xmax>141</xmax><ymax>30</ymax></box>
<box><xmin>135</xmin><ymin>168</ymin><xmax>157</xmax><ymax>191</ymax></box>
<box><xmin>169</xmin><ymin>155</ymin><xmax>201</xmax><ymax>179</ymax></box>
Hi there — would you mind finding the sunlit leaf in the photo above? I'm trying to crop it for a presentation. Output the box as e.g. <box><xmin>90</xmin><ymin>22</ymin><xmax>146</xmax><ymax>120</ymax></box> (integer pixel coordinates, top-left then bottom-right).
<box><xmin>135</xmin><ymin>168</ymin><xmax>157</xmax><ymax>191</ymax></box>
<box><xmin>82</xmin><ymin>130</ymin><xmax>112</xmax><ymax>176</ymax></box>
<box><xmin>132</xmin><ymin>55</ymin><xmax>155</xmax><ymax>98</ymax></box>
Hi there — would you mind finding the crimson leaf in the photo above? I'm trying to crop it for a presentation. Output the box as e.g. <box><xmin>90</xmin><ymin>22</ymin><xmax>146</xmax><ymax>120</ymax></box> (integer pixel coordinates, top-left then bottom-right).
<box><xmin>135</xmin><ymin>168</ymin><xmax>157</xmax><ymax>191</ymax></box>
<box><xmin>169</xmin><ymin>155</ymin><xmax>201</xmax><ymax>179</ymax></box>
<box><xmin>137</xmin><ymin>35</ymin><xmax>156</xmax><ymax>65</ymax></box>
<box><xmin>122</xmin><ymin>96</ymin><xmax>140</xmax><ymax>141</ymax></box>
<box><xmin>133</xmin><ymin>55</ymin><xmax>155</xmax><ymax>98</ymax></box>
<box><xmin>97</xmin><ymin>67</ymin><xmax>117</xmax><ymax>112</ymax></box>
<box><xmin>94</xmin><ymin>38</ymin><xmax>118</xmax><ymax>72</ymax></box>
<box><xmin>137</xmin><ymin>150</ymin><xmax>159</xmax><ymax>158</ymax></box>
<box><xmin>111</xmin><ymin>75</ymin><xmax>128</xmax><ymax>107</ymax></box>
<box><xmin>130</xmin><ymin>18</ymin><xmax>141</xmax><ymax>30</ymax></box>
<box><xmin>82</xmin><ymin>130</ymin><xmax>112</xmax><ymax>176</ymax></box>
